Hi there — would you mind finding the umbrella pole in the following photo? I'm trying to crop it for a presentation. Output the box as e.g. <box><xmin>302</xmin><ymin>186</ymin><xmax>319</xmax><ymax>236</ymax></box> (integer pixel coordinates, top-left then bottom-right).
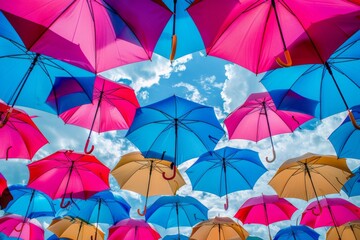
<box><xmin>163</xmin><ymin>118</ymin><xmax>178</xmax><ymax>180</ymax></box>
<box><xmin>15</xmin><ymin>190</ymin><xmax>35</xmax><ymax>232</ymax></box>
<box><xmin>262</xmin><ymin>196</ymin><xmax>272</xmax><ymax>240</ymax></box>
<box><xmin>60</xmin><ymin>160</ymin><xmax>75</xmax><ymax>208</ymax></box>
<box><xmin>304</xmin><ymin>163</ymin><xmax>322</xmax><ymax>215</ymax></box>
<box><xmin>271</xmin><ymin>0</ymin><xmax>292</xmax><ymax>67</ymax></box>
<box><xmin>324</xmin><ymin>62</ymin><xmax>360</xmax><ymax>129</ymax></box>
<box><xmin>327</xmin><ymin>202</ymin><xmax>342</xmax><ymax>240</ymax></box>
<box><xmin>138</xmin><ymin>161</ymin><xmax>153</xmax><ymax>216</ymax></box>
<box><xmin>262</xmin><ymin>102</ymin><xmax>276</xmax><ymax>163</ymax></box>
<box><xmin>76</xmin><ymin>222</ymin><xmax>83</xmax><ymax>240</ymax></box>
<box><xmin>84</xmin><ymin>85</ymin><xmax>105</xmax><ymax>154</ymax></box>
<box><xmin>170</xmin><ymin>0</ymin><xmax>178</xmax><ymax>61</ymax></box>
<box><xmin>93</xmin><ymin>199</ymin><xmax>101</xmax><ymax>240</ymax></box>
<box><xmin>176</xmin><ymin>202</ymin><xmax>181</xmax><ymax>239</ymax></box>
<box><xmin>223</xmin><ymin>157</ymin><xmax>229</xmax><ymax>210</ymax></box>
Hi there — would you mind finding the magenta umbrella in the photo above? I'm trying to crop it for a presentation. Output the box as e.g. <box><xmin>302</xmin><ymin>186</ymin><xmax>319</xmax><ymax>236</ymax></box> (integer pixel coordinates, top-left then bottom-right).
<box><xmin>108</xmin><ymin>219</ymin><xmax>161</xmax><ymax>240</ymax></box>
<box><xmin>187</xmin><ymin>0</ymin><xmax>360</xmax><ymax>74</ymax></box>
<box><xmin>234</xmin><ymin>194</ymin><xmax>298</xmax><ymax>240</ymax></box>
<box><xmin>0</xmin><ymin>101</ymin><xmax>48</xmax><ymax>160</ymax></box>
<box><xmin>0</xmin><ymin>0</ymin><xmax>172</xmax><ymax>74</ymax></box>
<box><xmin>59</xmin><ymin>76</ymin><xmax>139</xmax><ymax>154</ymax></box>
<box><xmin>300</xmin><ymin>198</ymin><xmax>360</xmax><ymax>240</ymax></box>
<box><xmin>0</xmin><ymin>214</ymin><xmax>44</xmax><ymax>239</ymax></box>
<box><xmin>224</xmin><ymin>92</ymin><xmax>313</xmax><ymax>162</ymax></box>
<box><xmin>27</xmin><ymin>150</ymin><xmax>110</xmax><ymax>208</ymax></box>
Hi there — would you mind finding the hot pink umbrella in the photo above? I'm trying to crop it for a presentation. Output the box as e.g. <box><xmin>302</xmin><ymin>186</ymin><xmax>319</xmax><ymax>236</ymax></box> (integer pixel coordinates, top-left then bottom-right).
<box><xmin>59</xmin><ymin>76</ymin><xmax>139</xmax><ymax>153</ymax></box>
<box><xmin>301</xmin><ymin>198</ymin><xmax>360</xmax><ymax>240</ymax></box>
<box><xmin>234</xmin><ymin>194</ymin><xmax>297</xmax><ymax>240</ymax></box>
<box><xmin>27</xmin><ymin>150</ymin><xmax>110</xmax><ymax>208</ymax></box>
<box><xmin>108</xmin><ymin>219</ymin><xmax>161</xmax><ymax>240</ymax></box>
<box><xmin>224</xmin><ymin>92</ymin><xmax>313</xmax><ymax>162</ymax></box>
<box><xmin>0</xmin><ymin>173</ymin><xmax>7</xmax><ymax>197</ymax></box>
<box><xmin>0</xmin><ymin>0</ymin><xmax>172</xmax><ymax>74</ymax></box>
<box><xmin>0</xmin><ymin>102</ymin><xmax>48</xmax><ymax>160</ymax></box>
<box><xmin>187</xmin><ymin>0</ymin><xmax>360</xmax><ymax>74</ymax></box>
<box><xmin>0</xmin><ymin>214</ymin><xmax>44</xmax><ymax>240</ymax></box>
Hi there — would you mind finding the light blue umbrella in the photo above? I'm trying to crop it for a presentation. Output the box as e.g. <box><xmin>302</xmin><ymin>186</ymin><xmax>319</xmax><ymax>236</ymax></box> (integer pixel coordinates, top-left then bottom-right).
<box><xmin>154</xmin><ymin>0</ymin><xmax>204</xmax><ymax>61</ymax></box>
<box><xmin>328</xmin><ymin>106</ymin><xmax>360</xmax><ymax>159</ymax></box>
<box><xmin>146</xmin><ymin>195</ymin><xmax>208</xmax><ymax>230</ymax></box>
<box><xmin>162</xmin><ymin>234</ymin><xmax>189</xmax><ymax>240</ymax></box>
<box><xmin>186</xmin><ymin>147</ymin><xmax>267</xmax><ymax>210</ymax></box>
<box><xmin>261</xmin><ymin>30</ymin><xmax>360</xmax><ymax>122</ymax></box>
<box><xmin>4</xmin><ymin>185</ymin><xmax>55</xmax><ymax>219</ymax></box>
<box><xmin>65</xmin><ymin>190</ymin><xmax>130</xmax><ymax>226</ymax></box>
<box><xmin>274</xmin><ymin>225</ymin><xmax>320</xmax><ymax>240</ymax></box>
<box><xmin>246</xmin><ymin>236</ymin><xmax>263</xmax><ymax>240</ymax></box>
<box><xmin>342</xmin><ymin>167</ymin><xmax>360</xmax><ymax>197</ymax></box>
<box><xmin>0</xmin><ymin>12</ymin><xmax>94</xmax><ymax>116</ymax></box>
<box><xmin>47</xmin><ymin>234</ymin><xmax>69</xmax><ymax>240</ymax></box>
<box><xmin>126</xmin><ymin>95</ymin><xmax>224</xmax><ymax>180</ymax></box>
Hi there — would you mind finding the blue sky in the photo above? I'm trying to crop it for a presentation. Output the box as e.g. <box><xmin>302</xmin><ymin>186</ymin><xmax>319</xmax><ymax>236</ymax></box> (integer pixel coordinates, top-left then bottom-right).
<box><xmin>1</xmin><ymin>51</ymin><xmax>359</xmax><ymax>240</ymax></box>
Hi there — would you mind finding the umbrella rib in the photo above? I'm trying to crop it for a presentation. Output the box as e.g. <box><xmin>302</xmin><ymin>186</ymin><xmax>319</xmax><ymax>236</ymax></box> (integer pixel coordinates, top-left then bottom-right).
<box><xmin>331</xmin><ymin>62</ymin><xmax>360</xmax><ymax>89</ymax></box>
<box><xmin>256</xmin><ymin>2</ymin><xmax>271</xmax><ymax>73</ymax></box>
<box><xmin>189</xmin><ymin>161</ymin><xmax>221</xmax><ymax>190</ymax></box>
<box><xmin>333</xmin><ymin>126</ymin><xmax>357</xmax><ymax>155</ymax></box>
<box><xmin>275</xmin><ymin>167</ymin><xmax>304</xmax><ymax>197</ymax></box>
<box><xmin>227</xmin><ymin>161</ymin><xmax>256</xmax><ymax>189</ymax></box>
<box><xmin>309</xmin><ymin>168</ymin><xmax>343</xmax><ymax>194</ymax></box>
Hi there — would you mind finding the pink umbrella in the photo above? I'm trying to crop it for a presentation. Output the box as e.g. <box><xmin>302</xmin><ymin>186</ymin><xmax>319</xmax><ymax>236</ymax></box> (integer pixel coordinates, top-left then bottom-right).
<box><xmin>187</xmin><ymin>0</ymin><xmax>360</xmax><ymax>74</ymax></box>
<box><xmin>301</xmin><ymin>198</ymin><xmax>360</xmax><ymax>240</ymax></box>
<box><xmin>0</xmin><ymin>173</ymin><xmax>7</xmax><ymax>196</ymax></box>
<box><xmin>27</xmin><ymin>150</ymin><xmax>110</xmax><ymax>208</ymax></box>
<box><xmin>108</xmin><ymin>219</ymin><xmax>161</xmax><ymax>240</ymax></box>
<box><xmin>0</xmin><ymin>102</ymin><xmax>48</xmax><ymax>160</ymax></box>
<box><xmin>234</xmin><ymin>194</ymin><xmax>298</xmax><ymax>240</ymax></box>
<box><xmin>59</xmin><ymin>76</ymin><xmax>139</xmax><ymax>153</ymax></box>
<box><xmin>0</xmin><ymin>214</ymin><xmax>44</xmax><ymax>240</ymax></box>
<box><xmin>224</xmin><ymin>92</ymin><xmax>313</xmax><ymax>162</ymax></box>
<box><xmin>0</xmin><ymin>0</ymin><xmax>172</xmax><ymax>74</ymax></box>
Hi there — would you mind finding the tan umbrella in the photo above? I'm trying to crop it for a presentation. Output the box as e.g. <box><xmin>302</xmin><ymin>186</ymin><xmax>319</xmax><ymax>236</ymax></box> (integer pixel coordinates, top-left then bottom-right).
<box><xmin>327</xmin><ymin>220</ymin><xmax>360</xmax><ymax>240</ymax></box>
<box><xmin>269</xmin><ymin>153</ymin><xmax>352</xmax><ymax>213</ymax></box>
<box><xmin>47</xmin><ymin>216</ymin><xmax>104</xmax><ymax>240</ymax></box>
<box><xmin>111</xmin><ymin>152</ymin><xmax>186</xmax><ymax>216</ymax></box>
<box><xmin>190</xmin><ymin>216</ymin><xmax>249</xmax><ymax>240</ymax></box>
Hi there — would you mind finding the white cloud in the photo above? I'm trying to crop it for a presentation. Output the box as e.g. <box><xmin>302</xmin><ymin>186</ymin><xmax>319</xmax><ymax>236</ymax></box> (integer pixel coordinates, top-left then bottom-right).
<box><xmin>173</xmin><ymin>82</ymin><xmax>207</xmax><ymax>104</ymax></box>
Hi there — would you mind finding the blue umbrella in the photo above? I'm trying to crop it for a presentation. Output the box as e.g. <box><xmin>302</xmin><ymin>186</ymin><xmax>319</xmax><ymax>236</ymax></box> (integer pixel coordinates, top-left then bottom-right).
<box><xmin>246</xmin><ymin>237</ymin><xmax>263</xmax><ymax>240</ymax></box>
<box><xmin>4</xmin><ymin>185</ymin><xmax>55</xmax><ymax>219</ymax></box>
<box><xmin>274</xmin><ymin>225</ymin><xmax>320</xmax><ymax>240</ymax></box>
<box><xmin>186</xmin><ymin>147</ymin><xmax>267</xmax><ymax>210</ymax></box>
<box><xmin>328</xmin><ymin>106</ymin><xmax>360</xmax><ymax>159</ymax></box>
<box><xmin>342</xmin><ymin>167</ymin><xmax>360</xmax><ymax>197</ymax></box>
<box><xmin>65</xmin><ymin>190</ymin><xmax>130</xmax><ymax>226</ymax></box>
<box><xmin>154</xmin><ymin>0</ymin><xmax>204</xmax><ymax>61</ymax></box>
<box><xmin>261</xmin><ymin>30</ymin><xmax>360</xmax><ymax>124</ymax></box>
<box><xmin>126</xmin><ymin>95</ymin><xmax>224</xmax><ymax>180</ymax></box>
<box><xmin>0</xmin><ymin>12</ymin><xmax>94</xmax><ymax>118</ymax></box>
<box><xmin>162</xmin><ymin>234</ymin><xmax>189</xmax><ymax>240</ymax></box>
<box><xmin>47</xmin><ymin>234</ymin><xmax>69</xmax><ymax>240</ymax></box>
<box><xmin>145</xmin><ymin>195</ymin><xmax>208</xmax><ymax>231</ymax></box>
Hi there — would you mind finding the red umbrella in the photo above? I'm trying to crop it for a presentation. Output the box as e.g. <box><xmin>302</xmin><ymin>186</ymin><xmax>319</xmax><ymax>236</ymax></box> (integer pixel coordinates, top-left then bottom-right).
<box><xmin>0</xmin><ymin>0</ymin><xmax>172</xmax><ymax>74</ymax></box>
<box><xmin>187</xmin><ymin>0</ymin><xmax>360</xmax><ymax>74</ymax></box>
<box><xmin>224</xmin><ymin>92</ymin><xmax>313</xmax><ymax>162</ymax></box>
<box><xmin>27</xmin><ymin>150</ymin><xmax>110</xmax><ymax>208</ymax></box>
<box><xmin>0</xmin><ymin>102</ymin><xmax>48</xmax><ymax>160</ymax></box>
<box><xmin>59</xmin><ymin>76</ymin><xmax>139</xmax><ymax>154</ymax></box>
<box><xmin>0</xmin><ymin>173</ymin><xmax>12</xmax><ymax>209</ymax></box>
<box><xmin>234</xmin><ymin>194</ymin><xmax>297</xmax><ymax>240</ymax></box>
<box><xmin>0</xmin><ymin>173</ymin><xmax>7</xmax><ymax>196</ymax></box>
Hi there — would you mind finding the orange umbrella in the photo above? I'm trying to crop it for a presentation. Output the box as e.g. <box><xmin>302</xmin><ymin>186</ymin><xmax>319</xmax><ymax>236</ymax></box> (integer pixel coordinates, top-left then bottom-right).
<box><xmin>111</xmin><ymin>152</ymin><xmax>186</xmax><ymax>216</ymax></box>
<box><xmin>326</xmin><ymin>220</ymin><xmax>360</xmax><ymax>240</ymax></box>
<box><xmin>190</xmin><ymin>216</ymin><xmax>249</xmax><ymax>240</ymax></box>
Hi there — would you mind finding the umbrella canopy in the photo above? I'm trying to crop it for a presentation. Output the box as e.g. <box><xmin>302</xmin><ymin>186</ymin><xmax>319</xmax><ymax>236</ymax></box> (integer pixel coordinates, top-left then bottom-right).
<box><xmin>274</xmin><ymin>225</ymin><xmax>320</xmax><ymax>240</ymax></box>
<box><xmin>145</xmin><ymin>195</ymin><xmax>208</xmax><ymax>229</ymax></box>
<box><xmin>126</xmin><ymin>95</ymin><xmax>224</xmax><ymax>179</ymax></box>
<box><xmin>162</xmin><ymin>234</ymin><xmax>189</xmax><ymax>240</ymax></box>
<box><xmin>0</xmin><ymin>12</ymin><xmax>94</xmax><ymax>115</ymax></box>
<box><xmin>328</xmin><ymin>106</ymin><xmax>360</xmax><ymax>159</ymax></box>
<box><xmin>59</xmin><ymin>76</ymin><xmax>139</xmax><ymax>153</ymax></box>
<box><xmin>111</xmin><ymin>152</ymin><xmax>185</xmax><ymax>216</ymax></box>
<box><xmin>269</xmin><ymin>153</ymin><xmax>352</xmax><ymax>204</ymax></box>
<box><xmin>190</xmin><ymin>216</ymin><xmax>249</xmax><ymax>240</ymax></box>
<box><xmin>154</xmin><ymin>0</ymin><xmax>204</xmax><ymax>61</ymax></box>
<box><xmin>27</xmin><ymin>150</ymin><xmax>110</xmax><ymax>208</ymax></box>
<box><xmin>66</xmin><ymin>190</ymin><xmax>130</xmax><ymax>225</ymax></box>
<box><xmin>0</xmin><ymin>214</ymin><xmax>44</xmax><ymax>240</ymax></box>
<box><xmin>108</xmin><ymin>219</ymin><xmax>160</xmax><ymax>240</ymax></box>
<box><xmin>343</xmin><ymin>167</ymin><xmax>360</xmax><ymax>197</ymax></box>
<box><xmin>4</xmin><ymin>185</ymin><xmax>55</xmax><ymax>219</ymax></box>
<box><xmin>0</xmin><ymin>102</ymin><xmax>48</xmax><ymax>160</ymax></box>
<box><xmin>48</xmin><ymin>216</ymin><xmax>104</xmax><ymax>240</ymax></box>
<box><xmin>186</xmin><ymin>147</ymin><xmax>267</xmax><ymax>210</ymax></box>
<box><xmin>0</xmin><ymin>173</ymin><xmax>8</xmax><ymax>196</ymax></box>
<box><xmin>0</xmin><ymin>0</ymin><xmax>172</xmax><ymax>74</ymax></box>
<box><xmin>326</xmin><ymin>220</ymin><xmax>360</xmax><ymax>240</ymax></box>
<box><xmin>187</xmin><ymin>0</ymin><xmax>360</xmax><ymax>74</ymax></box>
<box><xmin>261</xmin><ymin>29</ymin><xmax>360</xmax><ymax>122</ymax></box>
<box><xmin>224</xmin><ymin>92</ymin><xmax>313</xmax><ymax>162</ymax></box>
<box><xmin>47</xmin><ymin>234</ymin><xmax>69</xmax><ymax>240</ymax></box>
<box><xmin>234</xmin><ymin>194</ymin><xmax>297</xmax><ymax>240</ymax></box>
